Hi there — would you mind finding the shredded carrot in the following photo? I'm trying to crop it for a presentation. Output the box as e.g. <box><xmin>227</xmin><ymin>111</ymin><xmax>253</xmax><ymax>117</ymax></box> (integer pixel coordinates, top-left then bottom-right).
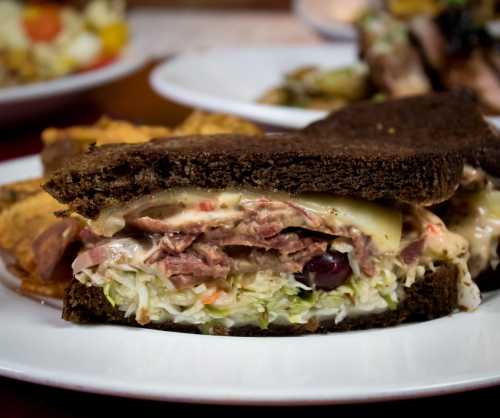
<box><xmin>202</xmin><ymin>290</ymin><xmax>222</xmax><ymax>305</ymax></box>
<box><xmin>199</xmin><ymin>200</ymin><xmax>215</xmax><ymax>211</ymax></box>
<box><xmin>426</xmin><ymin>224</ymin><xmax>441</xmax><ymax>234</ymax></box>
<box><xmin>23</xmin><ymin>5</ymin><xmax>62</xmax><ymax>43</ymax></box>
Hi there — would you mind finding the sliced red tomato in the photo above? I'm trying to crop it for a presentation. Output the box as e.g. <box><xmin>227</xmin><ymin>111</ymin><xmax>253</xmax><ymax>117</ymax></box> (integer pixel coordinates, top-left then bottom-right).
<box><xmin>78</xmin><ymin>54</ymin><xmax>117</xmax><ymax>73</ymax></box>
<box><xmin>426</xmin><ymin>223</ymin><xmax>441</xmax><ymax>235</ymax></box>
<box><xmin>23</xmin><ymin>5</ymin><xmax>62</xmax><ymax>43</ymax></box>
<box><xmin>198</xmin><ymin>200</ymin><xmax>215</xmax><ymax>212</ymax></box>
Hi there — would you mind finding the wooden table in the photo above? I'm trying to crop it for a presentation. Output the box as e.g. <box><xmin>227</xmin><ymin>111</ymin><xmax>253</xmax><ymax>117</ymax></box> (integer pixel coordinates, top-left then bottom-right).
<box><xmin>1</xmin><ymin>42</ymin><xmax>500</xmax><ymax>418</ymax></box>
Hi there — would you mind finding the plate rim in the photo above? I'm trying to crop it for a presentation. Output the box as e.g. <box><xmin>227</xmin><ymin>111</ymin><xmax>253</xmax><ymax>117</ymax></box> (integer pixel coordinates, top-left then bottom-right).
<box><xmin>1</xmin><ymin>280</ymin><xmax>500</xmax><ymax>405</ymax></box>
<box><xmin>1</xmin><ymin>349</ymin><xmax>500</xmax><ymax>406</ymax></box>
<box><xmin>293</xmin><ymin>0</ymin><xmax>358</xmax><ymax>40</ymax></box>
<box><xmin>0</xmin><ymin>43</ymin><xmax>147</xmax><ymax>104</ymax></box>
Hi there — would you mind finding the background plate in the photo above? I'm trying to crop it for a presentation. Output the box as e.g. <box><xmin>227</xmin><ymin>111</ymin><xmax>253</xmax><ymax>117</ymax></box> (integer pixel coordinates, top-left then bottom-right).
<box><xmin>150</xmin><ymin>45</ymin><xmax>500</xmax><ymax>130</ymax></box>
<box><xmin>1</xmin><ymin>155</ymin><xmax>500</xmax><ymax>404</ymax></box>
<box><xmin>293</xmin><ymin>0</ymin><xmax>363</xmax><ymax>40</ymax></box>
<box><xmin>150</xmin><ymin>45</ymin><xmax>357</xmax><ymax>128</ymax></box>
<box><xmin>0</xmin><ymin>45</ymin><xmax>146</xmax><ymax>125</ymax></box>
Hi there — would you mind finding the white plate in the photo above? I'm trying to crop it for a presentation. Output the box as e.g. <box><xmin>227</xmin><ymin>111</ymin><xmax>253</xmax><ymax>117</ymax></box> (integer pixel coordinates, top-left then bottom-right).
<box><xmin>150</xmin><ymin>45</ymin><xmax>359</xmax><ymax>129</ymax></box>
<box><xmin>1</xmin><ymin>155</ymin><xmax>500</xmax><ymax>404</ymax></box>
<box><xmin>293</xmin><ymin>0</ymin><xmax>364</xmax><ymax>40</ymax></box>
<box><xmin>151</xmin><ymin>45</ymin><xmax>500</xmax><ymax>130</ymax></box>
<box><xmin>0</xmin><ymin>45</ymin><xmax>146</xmax><ymax>125</ymax></box>
<box><xmin>293</xmin><ymin>0</ymin><xmax>383</xmax><ymax>41</ymax></box>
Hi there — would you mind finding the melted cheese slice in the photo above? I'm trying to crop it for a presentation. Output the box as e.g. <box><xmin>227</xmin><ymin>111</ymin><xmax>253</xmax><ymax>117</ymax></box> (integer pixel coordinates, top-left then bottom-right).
<box><xmin>451</xmin><ymin>189</ymin><xmax>500</xmax><ymax>277</ymax></box>
<box><xmin>89</xmin><ymin>189</ymin><xmax>403</xmax><ymax>254</ymax></box>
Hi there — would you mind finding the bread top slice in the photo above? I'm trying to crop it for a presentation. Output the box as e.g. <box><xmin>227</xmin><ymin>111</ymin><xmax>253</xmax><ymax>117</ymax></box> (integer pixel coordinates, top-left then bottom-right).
<box><xmin>305</xmin><ymin>92</ymin><xmax>500</xmax><ymax>174</ymax></box>
<box><xmin>44</xmin><ymin>125</ymin><xmax>463</xmax><ymax>219</ymax></box>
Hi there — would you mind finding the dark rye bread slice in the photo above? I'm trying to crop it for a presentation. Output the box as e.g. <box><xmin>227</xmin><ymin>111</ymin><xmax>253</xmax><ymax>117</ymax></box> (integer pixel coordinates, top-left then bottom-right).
<box><xmin>304</xmin><ymin>92</ymin><xmax>500</xmax><ymax>175</ymax></box>
<box><xmin>478</xmin><ymin>128</ymin><xmax>500</xmax><ymax>178</ymax></box>
<box><xmin>63</xmin><ymin>264</ymin><xmax>458</xmax><ymax>336</ymax></box>
<box><xmin>42</xmin><ymin>139</ymin><xmax>88</xmax><ymax>175</ymax></box>
<box><xmin>44</xmin><ymin>131</ymin><xmax>463</xmax><ymax>219</ymax></box>
<box><xmin>306</xmin><ymin>93</ymin><xmax>500</xmax><ymax>289</ymax></box>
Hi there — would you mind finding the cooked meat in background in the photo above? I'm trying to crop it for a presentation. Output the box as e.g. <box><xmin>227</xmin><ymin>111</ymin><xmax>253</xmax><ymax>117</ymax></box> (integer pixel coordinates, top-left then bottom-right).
<box><xmin>260</xmin><ymin>6</ymin><xmax>500</xmax><ymax>114</ymax></box>
<box><xmin>358</xmin><ymin>11</ymin><xmax>432</xmax><ymax>97</ymax></box>
<box><xmin>410</xmin><ymin>6</ymin><xmax>500</xmax><ymax>113</ymax></box>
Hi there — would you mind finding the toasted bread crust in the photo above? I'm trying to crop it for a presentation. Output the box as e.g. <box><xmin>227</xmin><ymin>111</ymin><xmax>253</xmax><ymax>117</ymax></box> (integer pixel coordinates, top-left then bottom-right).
<box><xmin>41</xmin><ymin>113</ymin><xmax>263</xmax><ymax>174</ymax></box>
<box><xmin>44</xmin><ymin>131</ymin><xmax>463</xmax><ymax>218</ymax></box>
<box><xmin>305</xmin><ymin>93</ymin><xmax>499</xmax><ymax>171</ymax></box>
<box><xmin>62</xmin><ymin>264</ymin><xmax>458</xmax><ymax>336</ymax></box>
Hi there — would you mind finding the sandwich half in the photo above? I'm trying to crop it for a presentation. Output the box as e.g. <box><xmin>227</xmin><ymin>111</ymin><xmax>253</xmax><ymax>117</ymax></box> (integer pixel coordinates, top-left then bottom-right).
<box><xmin>43</xmin><ymin>126</ymin><xmax>480</xmax><ymax>336</ymax></box>
<box><xmin>305</xmin><ymin>92</ymin><xmax>500</xmax><ymax>291</ymax></box>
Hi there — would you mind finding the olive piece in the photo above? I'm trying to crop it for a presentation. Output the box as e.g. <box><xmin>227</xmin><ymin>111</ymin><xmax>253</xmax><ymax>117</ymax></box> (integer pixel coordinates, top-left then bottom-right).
<box><xmin>297</xmin><ymin>251</ymin><xmax>352</xmax><ymax>291</ymax></box>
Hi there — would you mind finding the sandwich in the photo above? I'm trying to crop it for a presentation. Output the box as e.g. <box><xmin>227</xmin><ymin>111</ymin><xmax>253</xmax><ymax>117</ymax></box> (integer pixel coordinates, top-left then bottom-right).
<box><xmin>43</xmin><ymin>113</ymin><xmax>481</xmax><ymax>336</ymax></box>
<box><xmin>305</xmin><ymin>92</ymin><xmax>500</xmax><ymax>291</ymax></box>
<box><xmin>0</xmin><ymin>112</ymin><xmax>261</xmax><ymax>298</ymax></box>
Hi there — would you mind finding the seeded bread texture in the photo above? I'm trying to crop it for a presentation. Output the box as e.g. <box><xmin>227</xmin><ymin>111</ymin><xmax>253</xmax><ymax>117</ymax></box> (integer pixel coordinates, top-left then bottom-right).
<box><xmin>44</xmin><ymin>131</ymin><xmax>463</xmax><ymax>219</ymax></box>
<box><xmin>62</xmin><ymin>264</ymin><xmax>458</xmax><ymax>336</ymax></box>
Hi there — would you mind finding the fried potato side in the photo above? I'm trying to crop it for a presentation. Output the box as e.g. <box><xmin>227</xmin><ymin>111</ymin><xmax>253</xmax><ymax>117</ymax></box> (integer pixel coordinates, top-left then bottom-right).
<box><xmin>42</xmin><ymin>116</ymin><xmax>172</xmax><ymax>146</ymax></box>
<box><xmin>0</xmin><ymin>178</ymin><xmax>43</xmax><ymax>213</ymax></box>
<box><xmin>42</xmin><ymin>112</ymin><xmax>261</xmax><ymax>146</ymax></box>
<box><xmin>3</xmin><ymin>112</ymin><xmax>263</xmax><ymax>298</ymax></box>
<box><xmin>173</xmin><ymin>111</ymin><xmax>262</xmax><ymax>136</ymax></box>
<box><xmin>0</xmin><ymin>189</ymin><xmax>68</xmax><ymax>298</ymax></box>
<box><xmin>41</xmin><ymin>112</ymin><xmax>261</xmax><ymax>174</ymax></box>
<box><xmin>41</xmin><ymin>117</ymin><xmax>173</xmax><ymax>174</ymax></box>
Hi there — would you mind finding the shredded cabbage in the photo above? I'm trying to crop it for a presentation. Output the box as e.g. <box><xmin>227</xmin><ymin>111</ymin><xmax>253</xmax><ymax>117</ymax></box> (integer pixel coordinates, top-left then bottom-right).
<box><xmin>76</xmin><ymin>260</ymin><xmax>404</xmax><ymax>331</ymax></box>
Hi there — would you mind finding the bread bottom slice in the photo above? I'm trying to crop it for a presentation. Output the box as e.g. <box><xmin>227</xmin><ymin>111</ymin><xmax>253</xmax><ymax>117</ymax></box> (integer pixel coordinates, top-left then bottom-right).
<box><xmin>62</xmin><ymin>264</ymin><xmax>458</xmax><ymax>336</ymax></box>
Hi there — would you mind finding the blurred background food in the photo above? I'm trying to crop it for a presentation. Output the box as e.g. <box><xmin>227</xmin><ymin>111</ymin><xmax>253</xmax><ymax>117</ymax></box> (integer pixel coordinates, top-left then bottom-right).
<box><xmin>387</xmin><ymin>0</ymin><xmax>499</xmax><ymax>21</ymax></box>
<box><xmin>323</xmin><ymin>0</ymin><xmax>500</xmax><ymax>22</ymax></box>
<box><xmin>258</xmin><ymin>63</ymin><xmax>372</xmax><ymax>111</ymax></box>
<box><xmin>0</xmin><ymin>0</ymin><xmax>128</xmax><ymax>87</ymax></box>
<box><xmin>261</xmin><ymin>0</ymin><xmax>500</xmax><ymax>113</ymax></box>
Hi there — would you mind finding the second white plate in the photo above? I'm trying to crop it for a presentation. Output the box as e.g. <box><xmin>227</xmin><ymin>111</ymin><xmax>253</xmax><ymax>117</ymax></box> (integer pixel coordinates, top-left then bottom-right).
<box><xmin>0</xmin><ymin>44</ymin><xmax>146</xmax><ymax>125</ymax></box>
<box><xmin>150</xmin><ymin>45</ymin><xmax>359</xmax><ymax>129</ymax></box>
